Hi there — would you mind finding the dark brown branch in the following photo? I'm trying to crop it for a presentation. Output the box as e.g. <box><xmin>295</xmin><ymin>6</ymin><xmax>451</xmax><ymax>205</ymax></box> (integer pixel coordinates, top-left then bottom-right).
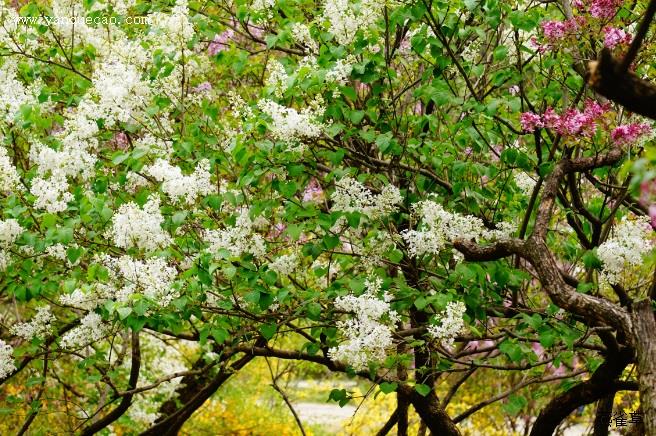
<box><xmin>80</xmin><ymin>331</ymin><xmax>141</xmax><ymax>436</ymax></box>
<box><xmin>375</xmin><ymin>407</ymin><xmax>399</xmax><ymax>436</ymax></box>
<box><xmin>529</xmin><ymin>347</ymin><xmax>634</xmax><ymax>436</ymax></box>
<box><xmin>588</xmin><ymin>48</ymin><xmax>656</xmax><ymax>120</ymax></box>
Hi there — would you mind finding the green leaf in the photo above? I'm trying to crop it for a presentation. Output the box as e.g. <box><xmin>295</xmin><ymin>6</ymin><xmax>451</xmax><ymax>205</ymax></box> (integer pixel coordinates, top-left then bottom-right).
<box><xmin>259</xmin><ymin>323</ymin><xmax>277</xmax><ymax>340</ymax></box>
<box><xmin>414</xmin><ymin>384</ymin><xmax>431</xmax><ymax>397</ymax></box>
<box><xmin>117</xmin><ymin>307</ymin><xmax>132</xmax><ymax>320</ymax></box>
<box><xmin>379</xmin><ymin>382</ymin><xmax>398</xmax><ymax>394</ymax></box>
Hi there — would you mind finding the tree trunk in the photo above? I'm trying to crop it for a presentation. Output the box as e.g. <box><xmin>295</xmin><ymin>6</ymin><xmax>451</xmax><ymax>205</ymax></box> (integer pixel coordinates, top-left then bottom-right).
<box><xmin>631</xmin><ymin>300</ymin><xmax>656</xmax><ymax>435</ymax></box>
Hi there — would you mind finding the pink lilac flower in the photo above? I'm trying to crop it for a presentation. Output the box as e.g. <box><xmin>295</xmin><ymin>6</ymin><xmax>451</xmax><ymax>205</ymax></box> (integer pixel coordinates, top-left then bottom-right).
<box><xmin>112</xmin><ymin>132</ymin><xmax>129</xmax><ymax>150</ymax></box>
<box><xmin>268</xmin><ymin>223</ymin><xmax>287</xmax><ymax>239</ymax></box>
<box><xmin>247</xmin><ymin>24</ymin><xmax>265</xmax><ymax>40</ymax></box>
<box><xmin>529</xmin><ymin>36</ymin><xmax>548</xmax><ymax>54</ymax></box>
<box><xmin>603</xmin><ymin>27</ymin><xmax>632</xmax><ymax>48</ymax></box>
<box><xmin>590</xmin><ymin>0</ymin><xmax>622</xmax><ymax>19</ymax></box>
<box><xmin>523</xmin><ymin>100</ymin><xmax>609</xmax><ymax>136</ymax></box>
<box><xmin>208</xmin><ymin>30</ymin><xmax>235</xmax><ymax>55</ymax></box>
<box><xmin>541</xmin><ymin>20</ymin><xmax>571</xmax><ymax>41</ymax></box>
<box><xmin>302</xmin><ymin>178</ymin><xmax>324</xmax><ymax>202</ymax></box>
<box><xmin>640</xmin><ymin>180</ymin><xmax>656</xmax><ymax>206</ymax></box>
<box><xmin>509</xmin><ymin>85</ymin><xmax>520</xmax><ymax>96</ymax></box>
<box><xmin>649</xmin><ymin>205</ymin><xmax>656</xmax><ymax>229</ymax></box>
<box><xmin>542</xmin><ymin>107</ymin><xmax>561</xmax><ymax>128</ymax></box>
<box><xmin>191</xmin><ymin>82</ymin><xmax>212</xmax><ymax>93</ymax></box>
<box><xmin>520</xmin><ymin>112</ymin><xmax>544</xmax><ymax>132</ymax></box>
<box><xmin>464</xmin><ymin>147</ymin><xmax>473</xmax><ymax>156</ymax></box>
<box><xmin>611</xmin><ymin>122</ymin><xmax>652</xmax><ymax>144</ymax></box>
<box><xmin>541</xmin><ymin>17</ymin><xmax>584</xmax><ymax>43</ymax></box>
<box><xmin>413</xmin><ymin>101</ymin><xmax>423</xmax><ymax>115</ymax></box>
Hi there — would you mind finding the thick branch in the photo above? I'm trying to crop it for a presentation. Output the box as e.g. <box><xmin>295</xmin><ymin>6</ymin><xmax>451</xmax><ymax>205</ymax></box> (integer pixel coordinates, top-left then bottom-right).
<box><xmin>588</xmin><ymin>48</ymin><xmax>656</xmax><ymax>120</ymax></box>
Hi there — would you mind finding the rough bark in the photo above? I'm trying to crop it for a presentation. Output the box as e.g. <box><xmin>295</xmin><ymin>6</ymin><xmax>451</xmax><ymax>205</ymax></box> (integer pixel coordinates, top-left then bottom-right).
<box><xmin>529</xmin><ymin>348</ymin><xmax>633</xmax><ymax>436</ymax></box>
<box><xmin>398</xmin><ymin>385</ymin><xmax>461</xmax><ymax>436</ymax></box>
<box><xmin>631</xmin><ymin>300</ymin><xmax>656</xmax><ymax>436</ymax></box>
<box><xmin>140</xmin><ymin>351</ymin><xmax>254</xmax><ymax>436</ymax></box>
<box><xmin>588</xmin><ymin>48</ymin><xmax>656</xmax><ymax>121</ymax></box>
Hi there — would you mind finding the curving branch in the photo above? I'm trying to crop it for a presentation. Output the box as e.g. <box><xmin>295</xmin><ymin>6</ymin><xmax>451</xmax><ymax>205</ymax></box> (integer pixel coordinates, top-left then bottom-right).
<box><xmin>80</xmin><ymin>330</ymin><xmax>141</xmax><ymax>436</ymax></box>
<box><xmin>529</xmin><ymin>347</ymin><xmax>636</xmax><ymax>436</ymax></box>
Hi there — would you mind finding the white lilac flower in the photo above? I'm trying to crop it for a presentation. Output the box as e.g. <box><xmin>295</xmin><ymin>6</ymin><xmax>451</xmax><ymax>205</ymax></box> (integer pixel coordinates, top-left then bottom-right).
<box><xmin>427</xmin><ymin>301</ymin><xmax>467</xmax><ymax>348</ymax></box>
<box><xmin>328</xmin><ymin>277</ymin><xmax>399</xmax><ymax>370</ymax></box>
<box><xmin>402</xmin><ymin>200</ymin><xmax>512</xmax><ymax>258</ymax></box>
<box><xmin>205</xmin><ymin>209</ymin><xmax>267</xmax><ymax>258</ymax></box>
<box><xmin>0</xmin><ymin>146</ymin><xmax>21</xmax><ymax>193</ymax></box>
<box><xmin>101</xmin><ymin>255</ymin><xmax>179</xmax><ymax>307</ymax></box>
<box><xmin>290</xmin><ymin>23</ymin><xmax>318</xmax><ymax>53</ymax></box>
<box><xmin>330</xmin><ymin>177</ymin><xmax>402</xmax><ymax>219</ymax></box>
<box><xmin>10</xmin><ymin>306</ymin><xmax>56</xmax><ymax>341</ymax></box>
<box><xmin>60</xmin><ymin>312</ymin><xmax>110</xmax><ymax>349</ymax></box>
<box><xmin>514</xmin><ymin>172</ymin><xmax>537</xmax><ymax>196</ymax></box>
<box><xmin>0</xmin><ymin>340</ymin><xmax>15</xmax><ymax>379</ymax></box>
<box><xmin>144</xmin><ymin>158</ymin><xmax>213</xmax><ymax>204</ymax></box>
<box><xmin>0</xmin><ymin>60</ymin><xmax>33</xmax><ymax>122</ymax></box>
<box><xmin>265</xmin><ymin>60</ymin><xmax>288</xmax><ymax>98</ymax></box>
<box><xmin>256</xmin><ymin>99</ymin><xmax>325</xmax><ymax>151</ymax></box>
<box><xmin>30</xmin><ymin>175</ymin><xmax>74</xmax><ymax>213</ymax></box>
<box><xmin>322</xmin><ymin>0</ymin><xmax>382</xmax><ymax>46</ymax></box>
<box><xmin>109</xmin><ymin>195</ymin><xmax>172</xmax><ymax>252</ymax></box>
<box><xmin>267</xmin><ymin>253</ymin><xmax>298</xmax><ymax>276</ymax></box>
<box><xmin>325</xmin><ymin>56</ymin><xmax>355</xmax><ymax>86</ymax></box>
<box><xmin>0</xmin><ymin>219</ymin><xmax>23</xmax><ymax>248</ymax></box>
<box><xmin>597</xmin><ymin>216</ymin><xmax>654</xmax><ymax>285</ymax></box>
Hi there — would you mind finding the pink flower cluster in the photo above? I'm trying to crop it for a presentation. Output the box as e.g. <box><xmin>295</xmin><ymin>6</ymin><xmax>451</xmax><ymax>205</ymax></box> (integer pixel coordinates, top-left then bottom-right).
<box><xmin>541</xmin><ymin>18</ymin><xmax>581</xmax><ymax>42</ymax></box>
<box><xmin>639</xmin><ymin>180</ymin><xmax>656</xmax><ymax>228</ymax></box>
<box><xmin>603</xmin><ymin>27</ymin><xmax>632</xmax><ymax>48</ymax></box>
<box><xmin>208</xmin><ymin>29</ymin><xmax>235</xmax><ymax>55</ymax></box>
<box><xmin>611</xmin><ymin>123</ymin><xmax>652</xmax><ymax>144</ymax></box>
<box><xmin>520</xmin><ymin>100</ymin><xmax>610</xmax><ymax>135</ymax></box>
<box><xmin>302</xmin><ymin>178</ymin><xmax>325</xmax><ymax>202</ymax></box>
<box><xmin>589</xmin><ymin>0</ymin><xmax>622</xmax><ymax>19</ymax></box>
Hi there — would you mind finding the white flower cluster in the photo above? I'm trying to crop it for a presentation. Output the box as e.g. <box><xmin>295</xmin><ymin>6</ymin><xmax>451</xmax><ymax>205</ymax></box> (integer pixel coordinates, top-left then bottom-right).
<box><xmin>10</xmin><ymin>306</ymin><xmax>56</xmax><ymax>341</ymax></box>
<box><xmin>0</xmin><ymin>340</ymin><xmax>15</xmax><ymax>379</ymax></box>
<box><xmin>30</xmin><ymin>175</ymin><xmax>74</xmax><ymax>213</ymax></box>
<box><xmin>514</xmin><ymin>172</ymin><xmax>537</xmax><ymax>196</ymax></box>
<box><xmin>325</xmin><ymin>56</ymin><xmax>355</xmax><ymax>86</ymax></box>
<box><xmin>0</xmin><ymin>60</ymin><xmax>34</xmax><ymax>122</ymax></box>
<box><xmin>257</xmin><ymin>99</ymin><xmax>325</xmax><ymax>151</ymax></box>
<box><xmin>597</xmin><ymin>216</ymin><xmax>654</xmax><ymax>285</ymax></box>
<box><xmin>144</xmin><ymin>159</ymin><xmax>213</xmax><ymax>204</ymax></box>
<box><xmin>402</xmin><ymin>200</ymin><xmax>512</xmax><ymax>258</ymax></box>
<box><xmin>251</xmin><ymin>0</ymin><xmax>277</xmax><ymax>19</ymax></box>
<box><xmin>90</xmin><ymin>60</ymin><xmax>146</xmax><ymax>125</ymax></box>
<box><xmin>149</xmin><ymin>0</ymin><xmax>195</xmax><ymax>43</ymax></box>
<box><xmin>330</xmin><ymin>177</ymin><xmax>402</xmax><ymax>220</ymax></box>
<box><xmin>205</xmin><ymin>209</ymin><xmax>266</xmax><ymax>258</ymax></box>
<box><xmin>101</xmin><ymin>255</ymin><xmax>179</xmax><ymax>307</ymax></box>
<box><xmin>60</xmin><ymin>287</ymin><xmax>99</xmax><ymax>311</ymax></box>
<box><xmin>427</xmin><ymin>301</ymin><xmax>466</xmax><ymax>348</ymax></box>
<box><xmin>267</xmin><ymin>253</ymin><xmax>298</xmax><ymax>276</ymax></box>
<box><xmin>291</xmin><ymin>23</ymin><xmax>318</xmax><ymax>53</ymax></box>
<box><xmin>0</xmin><ymin>146</ymin><xmax>21</xmax><ymax>193</ymax></box>
<box><xmin>328</xmin><ymin>277</ymin><xmax>398</xmax><ymax>370</ymax></box>
<box><xmin>322</xmin><ymin>0</ymin><xmax>382</xmax><ymax>45</ymax></box>
<box><xmin>0</xmin><ymin>218</ymin><xmax>23</xmax><ymax>271</ymax></box>
<box><xmin>265</xmin><ymin>60</ymin><xmax>289</xmax><ymax>98</ymax></box>
<box><xmin>60</xmin><ymin>312</ymin><xmax>110</xmax><ymax>349</ymax></box>
<box><xmin>109</xmin><ymin>195</ymin><xmax>172</xmax><ymax>252</ymax></box>
<box><xmin>0</xmin><ymin>218</ymin><xmax>22</xmax><ymax>247</ymax></box>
